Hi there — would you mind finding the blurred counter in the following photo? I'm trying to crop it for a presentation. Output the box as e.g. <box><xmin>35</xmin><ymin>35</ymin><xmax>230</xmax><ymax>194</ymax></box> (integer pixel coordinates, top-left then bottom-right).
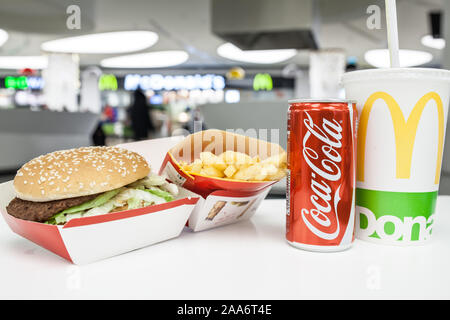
<box><xmin>0</xmin><ymin>109</ymin><xmax>99</xmax><ymax>171</ymax></box>
<box><xmin>199</xmin><ymin>101</ymin><xmax>287</xmax><ymax>149</ymax></box>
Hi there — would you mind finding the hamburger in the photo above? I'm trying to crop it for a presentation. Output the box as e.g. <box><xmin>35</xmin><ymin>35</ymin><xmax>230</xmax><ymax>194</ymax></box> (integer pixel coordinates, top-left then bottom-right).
<box><xmin>6</xmin><ymin>146</ymin><xmax>178</xmax><ymax>225</ymax></box>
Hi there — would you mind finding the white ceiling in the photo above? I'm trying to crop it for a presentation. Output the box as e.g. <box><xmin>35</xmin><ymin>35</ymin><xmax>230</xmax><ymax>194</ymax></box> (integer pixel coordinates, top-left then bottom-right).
<box><xmin>0</xmin><ymin>0</ymin><xmax>445</xmax><ymax>70</ymax></box>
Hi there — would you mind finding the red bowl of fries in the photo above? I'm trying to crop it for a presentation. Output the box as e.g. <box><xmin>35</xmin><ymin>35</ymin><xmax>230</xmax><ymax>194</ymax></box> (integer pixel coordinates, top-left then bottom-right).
<box><xmin>159</xmin><ymin>130</ymin><xmax>287</xmax><ymax>197</ymax></box>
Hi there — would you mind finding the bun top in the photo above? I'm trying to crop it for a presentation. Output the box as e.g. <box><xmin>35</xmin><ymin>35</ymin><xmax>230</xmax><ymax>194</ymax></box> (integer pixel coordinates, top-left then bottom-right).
<box><xmin>14</xmin><ymin>146</ymin><xmax>150</xmax><ymax>202</ymax></box>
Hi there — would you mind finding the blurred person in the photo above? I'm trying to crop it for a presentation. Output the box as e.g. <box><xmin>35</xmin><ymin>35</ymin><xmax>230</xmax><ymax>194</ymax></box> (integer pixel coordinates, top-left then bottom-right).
<box><xmin>182</xmin><ymin>106</ymin><xmax>207</xmax><ymax>133</ymax></box>
<box><xmin>104</xmin><ymin>105</ymin><xmax>117</xmax><ymax>122</ymax></box>
<box><xmin>128</xmin><ymin>89</ymin><xmax>155</xmax><ymax>140</ymax></box>
<box><xmin>92</xmin><ymin>113</ymin><xmax>107</xmax><ymax>146</ymax></box>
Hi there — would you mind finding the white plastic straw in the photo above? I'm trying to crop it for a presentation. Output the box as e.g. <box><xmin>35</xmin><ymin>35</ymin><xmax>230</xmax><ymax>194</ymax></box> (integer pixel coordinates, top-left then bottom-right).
<box><xmin>385</xmin><ymin>0</ymin><xmax>400</xmax><ymax>67</ymax></box>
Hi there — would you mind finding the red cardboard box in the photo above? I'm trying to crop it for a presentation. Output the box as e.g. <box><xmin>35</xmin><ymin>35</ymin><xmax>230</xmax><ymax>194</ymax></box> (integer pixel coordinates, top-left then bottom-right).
<box><xmin>159</xmin><ymin>130</ymin><xmax>286</xmax><ymax>231</ymax></box>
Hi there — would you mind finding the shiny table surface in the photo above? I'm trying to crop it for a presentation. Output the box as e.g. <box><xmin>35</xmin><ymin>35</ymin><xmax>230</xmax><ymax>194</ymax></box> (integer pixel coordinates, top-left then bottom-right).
<box><xmin>1</xmin><ymin>197</ymin><xmax>449</xmax><ymax>299</ymax></box>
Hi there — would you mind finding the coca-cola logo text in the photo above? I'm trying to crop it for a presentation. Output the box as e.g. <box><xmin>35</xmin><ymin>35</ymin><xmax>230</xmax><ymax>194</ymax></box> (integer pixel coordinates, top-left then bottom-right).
<box><xmin>301</xmin><ymin>111</ymin><xmax>343</xmax><ymax>240</ymax></box>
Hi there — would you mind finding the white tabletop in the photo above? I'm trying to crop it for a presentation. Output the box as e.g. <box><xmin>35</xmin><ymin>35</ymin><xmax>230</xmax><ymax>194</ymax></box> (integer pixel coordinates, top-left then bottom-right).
<box><xmin>1</xmin><ymin>196</ymin><xmax>450</xmax><ymax>300</ymax></box>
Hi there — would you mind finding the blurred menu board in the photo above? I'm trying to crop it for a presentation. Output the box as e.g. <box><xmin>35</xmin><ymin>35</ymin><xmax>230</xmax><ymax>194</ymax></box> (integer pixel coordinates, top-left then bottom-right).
<box><xmin>0</xmin><ymin>76</ymin><xmax>44</xmax><ymax>90</ymax></box>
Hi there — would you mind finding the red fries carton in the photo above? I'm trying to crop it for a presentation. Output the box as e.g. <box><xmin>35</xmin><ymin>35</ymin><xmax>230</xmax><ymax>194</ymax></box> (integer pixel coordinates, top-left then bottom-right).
<box><xmin>0</xmin><ymin>137</ymin><xmax>199</xmax><ymax>265</ymax></box>
<box><xmin>159</xmin><ymin>130</ymin><xmax>286</xmax><ymax>231</ymax></box>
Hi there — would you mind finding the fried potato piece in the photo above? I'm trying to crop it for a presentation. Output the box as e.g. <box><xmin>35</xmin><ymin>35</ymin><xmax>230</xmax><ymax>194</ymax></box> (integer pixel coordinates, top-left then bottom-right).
<box><xmin>221</xmin><ymin>151</ymin><xmax>253</xmax><ymax>168</ymax></box>
<box><xmin>200</xmin><ymin>151</ymin><xmax>227</xmax><ymax>170</ymax></box>
<box><xmin>224</xmin><ymin>165</ymin><xmax>237</xmax><ymax>178</ymax></box>
<box><xmin>200</xmin><ymin>165</ymin><xmax>224</xmax><ymax>178</ymax></box>
<box><xmin>266</xmin><ymin>168</ymin><xmax>287</xmax><ymax>181</ymax></box>
<box><xmin>180</xmin><ymin>150</ymin><xmax>287</xmax><ymax>181</ymax></box>
<box><xmin>262</xmin><ymin>152</ymin><xmax>287</xmax><ymax>167</ymax></box>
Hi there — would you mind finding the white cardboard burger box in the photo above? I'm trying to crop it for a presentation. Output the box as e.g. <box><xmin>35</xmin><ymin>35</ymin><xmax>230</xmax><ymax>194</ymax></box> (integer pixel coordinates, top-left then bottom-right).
<box><xmin>0</xmin><ymin>136</ymin><xmax>199</xmax><ymax>265</ymax></box>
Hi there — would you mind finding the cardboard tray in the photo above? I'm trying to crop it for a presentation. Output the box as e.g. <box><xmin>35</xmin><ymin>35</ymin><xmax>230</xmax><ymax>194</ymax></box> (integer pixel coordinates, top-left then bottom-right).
<box><xmin>0</xmin><ymin>181</ymin><xmax>198</xmax><ymax>265</ymax></box>
<box><xmin>158</xmin><ymin>130</ymin><xmax>286</xmax><ymax>231</ymax></box>
<box><xmin>0</xmin><ymin>136</ymin><xmax>199</xmax><ymax>264</ymax></box>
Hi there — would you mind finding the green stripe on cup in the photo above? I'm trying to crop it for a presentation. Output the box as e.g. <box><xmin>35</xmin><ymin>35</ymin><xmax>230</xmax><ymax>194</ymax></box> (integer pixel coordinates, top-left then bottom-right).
<box><xmin>356</xmin><ymin>188</ymin><xmax>437</xmax><ymax>242</ymax></box>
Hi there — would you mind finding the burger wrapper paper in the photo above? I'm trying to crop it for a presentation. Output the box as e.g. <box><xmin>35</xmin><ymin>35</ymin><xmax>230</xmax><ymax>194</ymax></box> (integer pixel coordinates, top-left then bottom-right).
<box><xmin>158</xmin><ymin>129</ymin><xmax>285</xmax><ymax>232</ymax></box>
<box><xmin>0</xmin><ymin>136</ymin><xmax>199</xmax><ymax>265</ymax></box>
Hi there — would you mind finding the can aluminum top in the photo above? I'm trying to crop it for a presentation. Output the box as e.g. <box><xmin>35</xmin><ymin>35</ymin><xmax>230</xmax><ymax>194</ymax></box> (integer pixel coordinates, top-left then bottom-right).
<box><xmin>288</xmin><ymin>98</ymin><xmax>357</xmax><ymax>104</ymax></box>
<box><xmin>342</xmin><ymin>67</ymin><xmax>450</xmax><ymax>84</ymax></box>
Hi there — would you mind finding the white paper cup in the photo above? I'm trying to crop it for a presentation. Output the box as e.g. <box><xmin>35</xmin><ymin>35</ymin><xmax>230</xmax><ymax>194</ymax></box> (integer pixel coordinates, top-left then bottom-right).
<box><xmin>342</xmin><ymin>68</ymin><xmax>450</xmax><ymax>245</ymax></box>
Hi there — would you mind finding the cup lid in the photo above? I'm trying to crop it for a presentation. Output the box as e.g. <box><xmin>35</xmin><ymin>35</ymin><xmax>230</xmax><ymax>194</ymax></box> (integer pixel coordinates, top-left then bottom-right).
<box><xmin>342</xmin><ymin>67</ymin><xmax>450</xmax><ymax>84</ymax></box>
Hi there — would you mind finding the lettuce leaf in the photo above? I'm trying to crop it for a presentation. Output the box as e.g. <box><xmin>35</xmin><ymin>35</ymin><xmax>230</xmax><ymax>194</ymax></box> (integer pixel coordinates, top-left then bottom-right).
<box><xmin>127</xmin><ymin>197</ymin><xmax>142</xmax><ymax>210</ymax></box>
<box><xmin>45</xmin><ymin>184</ymin><xmax>175</xmax><ymax>225</ymax></box>
<box><xmin>62</xmin><ymin>188</ymin><xmax>122</xmax><ymax>215</ymax></box>
<box><xmin>46</xmin><ymin>188</ymin><xmax>122</xmax><ymax>224</ymax></box>
<box><xmin>54</xmin><ymin>211</ymin><xmax>83</xmax><ymax>225</ymax></box>
<box><xmin>145</xmin><ymin>187</ymin><xmax>174</xmax><ymax>202</ymax></box>
<box><xmin>83</xmin><ymin>200</ymin><xmax>115</xmax><ymax>218</ymax></box>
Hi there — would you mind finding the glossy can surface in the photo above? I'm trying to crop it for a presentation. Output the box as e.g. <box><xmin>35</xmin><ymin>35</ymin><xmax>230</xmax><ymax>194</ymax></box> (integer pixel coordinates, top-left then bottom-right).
<box><xmin>286</xmin><ymin>100</ymin><xmax>357</xmax><ymax>251</ymax></box>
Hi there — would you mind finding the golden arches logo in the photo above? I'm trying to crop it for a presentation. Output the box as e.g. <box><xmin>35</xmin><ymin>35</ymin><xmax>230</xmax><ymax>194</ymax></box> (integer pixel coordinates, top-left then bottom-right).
<box><xmin>358</xmin><ymin>91</ymin><xmax>444</xmax><ymax>184</ymax></box>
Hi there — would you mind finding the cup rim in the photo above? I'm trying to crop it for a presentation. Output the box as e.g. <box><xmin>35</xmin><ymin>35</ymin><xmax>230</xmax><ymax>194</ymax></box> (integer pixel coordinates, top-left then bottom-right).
<box><xmin>342</xmin><ymin>67</ymin><xmax>450</xmax><ymax>84</ymax></box>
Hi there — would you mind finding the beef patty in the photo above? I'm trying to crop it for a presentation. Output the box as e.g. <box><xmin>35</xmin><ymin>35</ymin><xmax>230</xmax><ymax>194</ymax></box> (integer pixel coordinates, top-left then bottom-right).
<box><xmin>6</xmin><ymin>194</ymin><xmax>99</xmax><ymax>223</ymax></box>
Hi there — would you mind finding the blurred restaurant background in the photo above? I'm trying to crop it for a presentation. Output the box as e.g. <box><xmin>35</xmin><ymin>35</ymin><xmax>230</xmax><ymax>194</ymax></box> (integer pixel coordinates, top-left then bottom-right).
<box><xmin>1</xmin><ymin>0</ymin><xmax>450</xmax><ymax>194</ymax></box>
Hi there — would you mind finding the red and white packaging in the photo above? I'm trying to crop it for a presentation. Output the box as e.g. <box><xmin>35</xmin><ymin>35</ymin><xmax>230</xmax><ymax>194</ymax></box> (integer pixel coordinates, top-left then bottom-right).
<box><xmin>286</xmin><ymin>100</ymin><xmax>357</xmax><ymax>252</ymax></box>
<box><xmin>0</xmin><ymin>136</ymin><xmax>200</xmax><ymax>264</ymax></box>
<box><xmin>159</xmin><ymin>130</ymin><xmax>286</xmax><ymax>232</ymax></box>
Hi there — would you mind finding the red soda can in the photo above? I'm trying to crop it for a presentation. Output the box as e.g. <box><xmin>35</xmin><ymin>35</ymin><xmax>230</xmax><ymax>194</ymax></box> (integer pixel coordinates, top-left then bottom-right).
<box><xmin>286</xmin><ymin>99</ymin><xmax>357</xmax><ymax>252</ymax></box>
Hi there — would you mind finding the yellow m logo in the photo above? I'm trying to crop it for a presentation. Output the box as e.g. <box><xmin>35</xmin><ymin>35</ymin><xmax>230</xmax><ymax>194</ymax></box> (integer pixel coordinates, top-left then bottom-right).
<box><xmin>358</xmin><ymin>92</ymin><xmax>444</xmax><ymax>184</ymax></box>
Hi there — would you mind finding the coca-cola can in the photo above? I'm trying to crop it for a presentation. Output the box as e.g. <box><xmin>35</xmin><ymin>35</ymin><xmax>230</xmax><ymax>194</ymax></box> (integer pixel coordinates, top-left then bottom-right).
<box><xmin>286</xmin><ymin>99</ymin><xmax>357</xmax><ymax>252</ymax></box>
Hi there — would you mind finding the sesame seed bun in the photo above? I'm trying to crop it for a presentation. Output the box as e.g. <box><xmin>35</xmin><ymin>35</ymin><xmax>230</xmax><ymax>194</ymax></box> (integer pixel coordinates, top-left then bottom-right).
<box><xmin>13</xmin><ymin>146</ymin><xmax>150</xmax><ymax>202</ymax></box>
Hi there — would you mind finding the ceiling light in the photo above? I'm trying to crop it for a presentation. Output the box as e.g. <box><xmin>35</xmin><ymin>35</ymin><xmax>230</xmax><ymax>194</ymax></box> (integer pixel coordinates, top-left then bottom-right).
<box><xmin>100</xmin><ymin>50</ymin><xmax>189</xmax><ymax>68</ymax></box>
<box><xmin>364</xmin><ymin>49</ymin><xmax>433</xmax><ymax>68</ymax></box>
<box><xmin>0</xmin><ymin>56</ymin><xmax>48</xmax><ymax>69</ymax></box>
<box><xmin>0</xmin><ymin>29</ymin><xmax>8</xmax><ymax>47</ymax></box>
<box><xmin>217</xmin><ymin>42</ymin><xmax>297</xmax><ymax>64</ymax></box>
<box><xmin>41</xmin><ymin>31</ymin><xmax>158</xmax><ymax>54</ymax></box>
<box><xmin>421</xmin><ymin>35</ymin><xmax>445</xmax><ymax>50</ymax></box>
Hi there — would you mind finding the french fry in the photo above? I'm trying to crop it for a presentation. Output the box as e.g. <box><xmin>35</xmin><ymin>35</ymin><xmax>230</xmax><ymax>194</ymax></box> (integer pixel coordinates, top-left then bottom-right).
<box><xmin>181</xmin><ymin>150</ymin><xmax>287</xmax><ymax>181</ymax></box>
<box><xmin>200</xmin><ymin>165</ymin><xmax>224</xmax><ymax>178</ymax></box>
<box><xmin>262</xmin><ymin>152</ymin><xmax>287</xmax><ymax>167</ymax></box>
<box><xmin>200</xmin><ymin>152</ymin><xmax>218</xmax><ymax>165</ymax></box>
<box><xmin>224</xmin><ymin>165</ymin><xmax>237</xmax><ymax>178</ymax></box>
<box><xmin>180</xmin><ymin>161</ymin><xmax>192</xmax><ymax>171</ymax></box>
<box><xmin>221</xmin><ymin>151</ymin><xmax>253</xmax><ymax>168</ymax></box>
<box><xmin>212</xmin><ymin>159</ymin><xmax>227</xmax><ymax>171</ymax></box>
<box><xmin>253</xmin><ymin>163</ymin><xmax>278</xmax><ymax>181</ymax></box>
<box><xmin>190</xmin><ymin>159</ymin><xmax>203</xmax><ymax>174</ymax></box>
<box><xmin>220</xmin><ymin>151</ymin><xmax>236</xmax><ymax>164</ymax></box>
<box><xmin>199</xmin><ymin>151</ymin><xmax>226</xmax><ymax>170</ymax></box>
<box><xmin>232</xmin><ymin>164</ymin><xmax>261</xmax><ymax>181</ymax></box>
<box><xmin>235</xmin><ymin>152</ymin><xmax>254</xmax><ymax>168</ymax></box>
<box><xmin>266</xmin><ymin>168</ymin><xmax>287</xmax><ymax>181</ymax></box>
